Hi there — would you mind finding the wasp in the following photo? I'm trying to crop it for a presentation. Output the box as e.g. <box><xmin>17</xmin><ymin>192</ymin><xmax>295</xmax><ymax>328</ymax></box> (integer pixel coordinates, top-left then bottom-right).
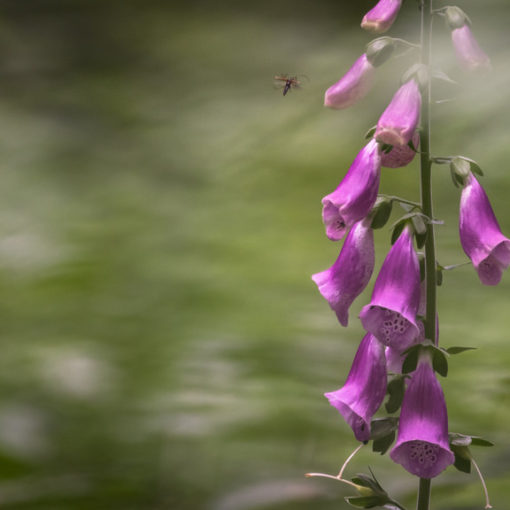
<box><xmin>273</xmin><ymin>74</ymin><xmax>307</xmax><ymax>96</ymax></box>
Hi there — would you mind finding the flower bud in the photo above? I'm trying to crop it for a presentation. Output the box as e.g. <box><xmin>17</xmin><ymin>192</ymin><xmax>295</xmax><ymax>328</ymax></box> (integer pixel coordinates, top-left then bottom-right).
<box><xmin>445</xmin><ymin>6</ymin><xmax>469</xmax><ymax>30</ymax></box>
<box><xmin>324</xmin><ymin>54</ymin><xmax>375</xmax><ymax>110</ymax></box>
<box><xmin>375</xmin><ymin>80</ymin><xmax>421</xmax><ymax>147</ymax></box>
<box><xmin>451</xmin><ymin>24</ymin><xmax>491</xmax><ymax>72</ymax></box>
<box><xmin>361</xmin><ymin>0</ymin><xmax>403</xmax><ymax>34</ymax></box>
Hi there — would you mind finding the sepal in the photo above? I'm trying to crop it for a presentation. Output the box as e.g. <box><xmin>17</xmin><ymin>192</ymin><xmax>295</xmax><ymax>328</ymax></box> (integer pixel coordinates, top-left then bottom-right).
<box><xmin>385</xmin><ymin>375</ymin><xmax>406</xmax><ymax>413</ymax></box>
<box><xmin>370</xmin><ymin>197</ymin><xmax>393</xmax><ymax>229</ymax></box>
<box><xmin>366</xmin><ymin>37</ymin><xmax>396</xmax><ymax>67</ymax></box>
<box><xmin>445</xmin><ymin>6</ymin><xmax>470</xmax><ymax>30</ymax></box>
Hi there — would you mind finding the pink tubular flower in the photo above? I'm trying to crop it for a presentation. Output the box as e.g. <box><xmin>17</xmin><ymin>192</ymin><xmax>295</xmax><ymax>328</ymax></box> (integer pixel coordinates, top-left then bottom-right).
<box><xmin>451</xmin><ymin>24</ymin><xmax>491</xmax><ymax>72</ymax></box>
<box><xmin>322</xmin><ymin>139</ymin><xmax>381</xmax><ymax>241</ymax></box>
<box><xmin>361</xmin><ymin>0</ymin><xmax>402</xmax><ymax>34</ymax></box>
<box><xmin>381</xmin><ymin>132</ymin><xmax>420</xmax><ymax>168</ymax></box>
<box><xmin>325</xmin><ymin>334</ymin><xmax>387</xmax><ymax>442</ymax></box>
<box><xmin>390</xmin><ymin>356</ymin><xmax>454</xmax><ymax>478</ymax></box>
<box><xmin>460</xmin><ymin>174</ymin><xmax>510</xmax><ymax>285</ymax></box>
<box><xmin>375</xmin><ymin>80</ymin><xmax>421</xmax><ymax>147</ymax></box>
<box><xmin>312</xmin><ymin>219</ymin><xmax>375</xmax><ymax>326</ymax></box>
<box><xmin>324</xmin><ymin>54</ymin><xmax>376</xmax><ymax>110</ymax></box>
<box><xmin>360</xmin><ymin>226</ymin><xmax>421</xmax><ymax>351</ymax></box>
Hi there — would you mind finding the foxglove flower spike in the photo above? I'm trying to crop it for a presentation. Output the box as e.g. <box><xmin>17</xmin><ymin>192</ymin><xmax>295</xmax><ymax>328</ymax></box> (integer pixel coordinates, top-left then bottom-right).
<box><xmin>322</xmin><ymin>139</ymin><xmax>381</xmax><ymax>241</ymax></box>
<box><xmin>459</xmin><ymin>174</ymin><xmax>510</xmax><ymax>285</ymax></box>
<box><xmin>325</xmin><ymin>334</ymin><xmax>387</xmax><ymax>442</ymax></box>
<box><xmin>312</xmin><ymin>219</ymin><xmax>375</xmax><ymax>326</ymax></box>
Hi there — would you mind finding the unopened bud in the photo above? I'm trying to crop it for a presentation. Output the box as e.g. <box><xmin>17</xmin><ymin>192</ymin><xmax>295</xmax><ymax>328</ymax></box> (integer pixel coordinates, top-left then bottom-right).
<box><xmin>366</xmin><ymin>37</ymin><xmax>396</xmax><ymax>67</ymax></box>
<box><xmin>445</xmin><ymin>6</ymin><xmax>469</xmax><ymax>30</ymax></box>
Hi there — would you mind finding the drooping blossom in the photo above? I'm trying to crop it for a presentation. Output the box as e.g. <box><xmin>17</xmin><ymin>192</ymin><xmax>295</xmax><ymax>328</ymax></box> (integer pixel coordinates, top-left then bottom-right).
<box><xmin>325</xmin><ymin>334</ymin><xmax>387</xmax><ymax>442</ymax></box>
<box><xmin>360</xmin><ymin>226</ymin><xmax>421</xmax><ymax>351</ymax></box>
<box><xmin>361</xmin><ymin>0</ymin><xmax>402</xmax><ymax>34</ymax></box>
<box><xmin>324</xmin><ymin>54</ymin><xmax>376</xmax><ymax>110</ymax></box>
<box><xmin>375</xmin><ymin>80</ymin><xmax>421</xmax><ymax>147</ymax></box>
<box><xmin>459</xmin><ymin>173</ymin><xmax>510</xmax><ymax>285</ymax></box>
<box><xmin>381</xmin><ymin>132</ymin><xmax>420</xmax><ymax>168</ymax></box>
<box><xmin>312</xmin><ymin>219</ymin><xmax>374</xmax><ymax>326</ymax></box>
<box><xmin>322</xmin><ymin>139</ymin><xmax>381</xmax><ymax>241</ymax></box>
<box><xmin>390</xmin><ymin>355</ymin><xmax>455</xmax><ymax>478</ymax></box>
<box><xmin>451</xmin><ymin>24</ymin><xmax>491</xmax><ymax>72</ymax></box>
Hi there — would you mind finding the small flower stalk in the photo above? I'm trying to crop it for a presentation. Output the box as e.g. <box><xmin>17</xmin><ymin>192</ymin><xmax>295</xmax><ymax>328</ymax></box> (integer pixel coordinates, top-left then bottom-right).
<box><xmin>321</xmin><ymin>139</ymin><xmax>381</xmax><ymax>241</ymax></box>
<box><xmin>360</xmin><ymin>226</ymin><xmax>421</xmax><ymax>351</ymax></box>
<box><xmin>324</xmin><ymin>54</ymin><xmax>376</xmax><ymax>110</ymax></box>
<box><xmin>459</xmin><ymin>173</ymin><xmax>510</xmax><ymax>285</ymax></box>
<box><xmin>312</xmin><ymin>219</ymin><xmax>375</xmax><ymax>326</ymax></box>
<box><xmin>361</xmin><ymin>0</ymin><xmax>403</xmax><ymax>34</ymax></box>
<box><xmin>375</xmin><ymin>79</ymin><xmax>421</xmax><ymax>146</ymax></box>
<box><xmin>325</xmin><ymin>333</ymin><xmax>387</xmax><ymax>442</ymax></box>
<box><xmin>390</xmin><ymin>354</ymin><xmax>455</xmax><ymax>478</ymax></box>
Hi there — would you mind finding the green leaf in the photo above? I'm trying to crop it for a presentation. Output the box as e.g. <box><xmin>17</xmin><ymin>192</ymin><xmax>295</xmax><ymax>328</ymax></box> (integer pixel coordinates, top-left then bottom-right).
<box><xmin>457</xmin><ymin>155</ymin><xmax>484</xmax><ymax>176</ymax></box>
<box><xmin>453</xmin><ymin>452</ymin><xmax>472</xmax><ymax>474</ymax></box>
<box><xmin>371</xmin><ymin>198</ymin><xmax>393</xmax><ymax>230</ymax></box>
<box><xmin>385</xmin><ymin>377</ymin><xmax>405</xmax><ymax>413</ymax></box>
<box><xmin>372</xmin><ymin>431</ymin><xmax>396</xmax><ymax>456</ymax></box>
<box><xmin>391</xmin><ymin>220</ymin><xmax>407</xmax><ymax>245</ymax></box>
<box><xmin>445</xmin><ymin>346</ymin><xmax>477</xmax><ymax>355</ymax></box>
<box><xmin>436</xmin><ymin>267</ymin><xmax>443</xmax><ymax>286</ymax></box>
<box><xmin>345</xmin><ymin>496</ymin><xmax>385</xmax><ymax>508</ymax></box>
<box><xmin>407</xmin><ymin>138</ymin><xmax>419</xmax><ymax>153</ymax></box>
<box><xmin>402</xmin><ymin>346</ymin><xmax>420</xmax><ymax>374</ymax></box>
<box><xmin>352</xmin><ymin>473</ymin><xmax>384</xmax><ymax>494</ymax></box>
<box><xmin>370</xmin><ymin>417</ymin><xmax>399</xmax><ymax>439</ymax></box>
<box><xmin>432</xmin><ymin>347</ymin><xmax>448</xmax><ymax>377</ymax></box>
<box><xmin>470</xmin><ymin>436</ymin><xmax>494</xmax><ymax>447</ymax></box>
<box><xmin>365</xmin><ymin>125</ymin><xmax>377</xmax><ymax>139</ymax></box>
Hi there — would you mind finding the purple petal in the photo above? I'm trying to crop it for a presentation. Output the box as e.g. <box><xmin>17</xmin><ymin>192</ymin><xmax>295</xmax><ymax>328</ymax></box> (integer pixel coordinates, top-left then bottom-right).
<box><xmin>390</xmin><ymin>358</ymin><xmax>454</xmax><ymax>478</ymax></box>
<box><xmin>361</xmin><ymin>0</ymin><xmax>402</xmax><ymax>34</ymax></box>
<box><xmin>460</xmin><ymin>174</ymin><xmax>510</xmax><ymax>285</ymax></box>
<box><xmin>324</xmin><ymin>54</ymin><xmax>376</xmax><ymax>110</ymax></box>
<box><xmin>360</xmin><ymin>227</ymin><xmax>421</xmax><ymax>350</ymax></box>
<box><xmin>312</xmin><ymin>219</ymin><xmax>375</xmax><ymax>326</ymax></box>
<box><xmin>452</xmin><ymin>25</ymin><xmax>491</xmax><ymax>72</ymax></box>
<box><xmin>325</xmin><ymin>334</ymin><xmax>387</xmax><ymax>442</ymax></box>
<box><xmin>322</xmin><ymin>139</ymin><xmax>381</xmax><ymax>241</ymax></box>
<box><xmin>375</xmin><ymin>80</ymin><xmax>421</xmax><ymax>147</ymax></box>
<box><xmin>381</xmin><ymin>132</ymin><xmax>420</xmax><ymax>168</ymax></box>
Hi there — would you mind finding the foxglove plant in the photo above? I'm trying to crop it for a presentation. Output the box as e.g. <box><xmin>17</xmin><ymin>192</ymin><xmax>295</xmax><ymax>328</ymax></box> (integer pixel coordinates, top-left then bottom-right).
<box><xmin>305</xmin><ymin>2</ymin><xmax>499</xmax><ymax>510</ymax></box>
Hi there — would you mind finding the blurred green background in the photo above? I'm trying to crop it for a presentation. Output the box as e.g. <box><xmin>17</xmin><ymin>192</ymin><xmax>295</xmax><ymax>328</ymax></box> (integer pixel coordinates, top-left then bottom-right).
<box><xmin>0</xmin><ymin>0</ymin><xmax>508</xmax><ymax>508</ymax></box>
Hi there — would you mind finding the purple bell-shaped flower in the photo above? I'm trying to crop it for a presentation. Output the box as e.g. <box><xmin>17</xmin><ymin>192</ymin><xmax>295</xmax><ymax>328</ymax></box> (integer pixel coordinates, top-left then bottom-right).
<box><xmin>361</xmin><ymin>0</ymin><xmax>402</xmax><ymax>34</ymax></box>
<box><xmin>390</xmin><ymin>355</ymin><xmax>455</xmax><ymax>478</ymax></box>
<box><xmin>324</xmin><ymin>54</ymin><xmax>376</xmax><ymax>110</ymax></box>
<box><xmin>322</xmin><ymin>139</ymin><xmax>381</xmax><ymax>241</ymax></box>
<box><xmin>360</xmin><ymin>226</ymin><xmax>421</xmax><ymax>350</ymax></box>
<box><xmin>325</xmin><ymin>333</ymin><xmax>387</xmax><ymax>442</ymax></box>
<box><xmin>451</xmin><ymin>24</ymin><xmax>491</xmax><ymax>72</ymax></box>
<box><xmin>375</xmin><ymin>79</ymin><xmax>421</xmax><ymax>147</ymax></box>
<box><xmin>312</xmin><ymin>218</ymin><xmax>375</xmax><ymax>326</ymax></box>
<box><xmin>460</xmin><ymin>173</ymin><xmax>510</xmax><ymax>285</ymax></box>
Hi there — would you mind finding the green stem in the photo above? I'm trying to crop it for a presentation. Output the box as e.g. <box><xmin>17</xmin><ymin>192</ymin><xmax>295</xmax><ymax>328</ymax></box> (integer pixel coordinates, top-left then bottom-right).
<box><xmin>417</xmin><ymin>478</ymin><xmax>432</xmax><ymax>510</ymax></box>
<box><xmin>418</xmin><ymin>0</ymin><xmax>434</xmax><ymax>509</ymax></box>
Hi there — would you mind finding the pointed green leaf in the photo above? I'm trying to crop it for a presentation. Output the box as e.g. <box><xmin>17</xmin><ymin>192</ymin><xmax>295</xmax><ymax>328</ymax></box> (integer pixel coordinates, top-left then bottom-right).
<box><xmin>345</xmin><ymin>496</ymin><xmax>385</xmax><ymax>508</ymax></box>
<box><xmin>391</xmin><ymin>221</ymin><xmax>407</xmax><ymax>245</ymax></box>
<box><xmin>432</xmin><ymin>348</ymin><xmax>448</xmax><ymax>377</ymax></box>
<box><xmin>370</xmin><ymin>417</ymin><xmax>399</xmax><ymax>439</ymax></box>
<box><xmin>385</xmin><ymin>376</ymin><xmax>406</xmax><ymax>413</ymax></box>
<box><xmin>402</xmin><ymin>347</ymin><xmax>419</xmax><ymax>374</ymax></box>
<box><xmin>446</xmin><ymin>346</ymin><xmax>477</xmax><ymax>355</ymax></box>
<box><xmin>470</xmin><ymin>436</ymin><xmax>494</xmax><ymax>447</ymax></box>
<box><xmin>372</xmin><ymin>431</ymin><xmax>396</xmax><ymax>455</ymax></box>
<box><xmin>365</xmin><ymin>125</ymin><xmax>377</xmax><ymax>139</ymax></box>
<box><xmin>453</xmin><ymin>452</ymin><xmax>471</xmax><ymax>474</ymax></box>
<box><xmin>371</xmin><ymin>198</ymin><xmax>393</xmax><ymax>230</ymax></box>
